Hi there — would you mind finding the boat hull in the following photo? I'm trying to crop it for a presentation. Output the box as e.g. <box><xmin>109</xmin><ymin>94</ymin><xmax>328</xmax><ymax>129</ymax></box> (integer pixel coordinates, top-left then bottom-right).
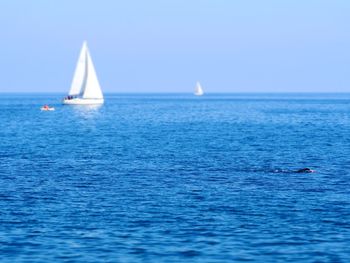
<box><xmin>63</xmin><ymin>98</ymin><xmax>104</xmax><ymax>105</ymax></box>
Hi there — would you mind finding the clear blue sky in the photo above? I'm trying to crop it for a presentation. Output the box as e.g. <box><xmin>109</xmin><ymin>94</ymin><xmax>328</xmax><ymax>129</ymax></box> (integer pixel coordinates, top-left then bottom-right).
<box><xmin>0</xmin><ymin>0</ymin><xmax>349</xmax><ymax>93</ymax></box>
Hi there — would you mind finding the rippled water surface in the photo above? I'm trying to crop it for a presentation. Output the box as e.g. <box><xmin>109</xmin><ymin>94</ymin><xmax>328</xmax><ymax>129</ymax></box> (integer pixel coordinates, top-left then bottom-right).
<box><xmin>1</xmin><ymin>93</ymin><xmax>350</xmax><ymax>262</ymax></box>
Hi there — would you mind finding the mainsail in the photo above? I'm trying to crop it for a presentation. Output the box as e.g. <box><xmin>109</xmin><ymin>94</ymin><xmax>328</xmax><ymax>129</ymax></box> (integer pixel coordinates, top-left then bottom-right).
<box><xmin>69</xmin><ymin>42</ymin><xmax>87</xmax><ymax>96</ymax></box>
<box><xmin>194</xmin><ymin>82</ymin><xmax>204</xmax><ymax>96</ymax></box>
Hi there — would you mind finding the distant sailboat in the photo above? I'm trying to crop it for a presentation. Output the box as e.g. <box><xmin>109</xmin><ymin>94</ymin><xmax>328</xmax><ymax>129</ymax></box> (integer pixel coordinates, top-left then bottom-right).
<box><xmin>63</xmin><ymin>41</ymin><xmax>104</xmax><ymax>105</ymax></box>
<box><xmin>194</xmin><ymin>82</ymin><xmax>204</xmax><ymax>96</ymax></box>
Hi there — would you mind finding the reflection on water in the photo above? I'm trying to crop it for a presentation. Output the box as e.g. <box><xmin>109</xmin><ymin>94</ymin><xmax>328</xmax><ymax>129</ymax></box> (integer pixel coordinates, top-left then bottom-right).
<box><xmin>70</xmin><ymin>104</ymin><xmax>103</xmax><ymax>119</ymax></box>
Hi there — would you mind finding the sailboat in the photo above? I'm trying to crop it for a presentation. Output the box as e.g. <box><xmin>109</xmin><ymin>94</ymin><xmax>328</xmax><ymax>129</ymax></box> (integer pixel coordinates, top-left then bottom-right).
<box><xmin>194</xmin><ymin>82</ymin><xmax>204</xmax><ymax>96</ymax></box>
<box><xmin>63</xmin><ymin>41</ymin><xmax>104</xmax><ymax>105</ymax></box>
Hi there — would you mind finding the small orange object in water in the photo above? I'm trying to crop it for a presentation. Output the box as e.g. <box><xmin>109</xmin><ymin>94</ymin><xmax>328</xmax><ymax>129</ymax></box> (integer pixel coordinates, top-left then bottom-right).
<box><xmin>41</xmin><ymin>105</ymin><xmax>55</xmax><ymax>111</ymax></box>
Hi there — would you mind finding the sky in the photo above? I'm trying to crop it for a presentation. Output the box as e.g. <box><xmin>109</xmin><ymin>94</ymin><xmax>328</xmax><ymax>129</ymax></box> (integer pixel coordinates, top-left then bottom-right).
<box><xmin>0</xmin><ymin>0</ymin><xmax>349</xmax><ymax>93</ymax></box>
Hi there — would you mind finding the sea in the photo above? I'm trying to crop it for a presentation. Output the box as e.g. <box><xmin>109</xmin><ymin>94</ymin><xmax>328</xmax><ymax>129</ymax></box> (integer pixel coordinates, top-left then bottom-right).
<box><xmin>0</xmin><ymin>93</ymin><xmax>350</xmax><ymax>262</ymax></box>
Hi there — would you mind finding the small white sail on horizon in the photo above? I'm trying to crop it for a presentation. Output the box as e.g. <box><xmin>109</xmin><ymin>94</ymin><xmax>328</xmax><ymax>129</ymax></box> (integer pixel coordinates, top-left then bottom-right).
<box><xmin>194</xmin><ymin>82</ymin><xmax>204</xmax><ymax>96</ymax></box>
<box><xmin>63</xmin><ymin>41</ymin><xmax>104</xmax><ymax>105</ymax></box>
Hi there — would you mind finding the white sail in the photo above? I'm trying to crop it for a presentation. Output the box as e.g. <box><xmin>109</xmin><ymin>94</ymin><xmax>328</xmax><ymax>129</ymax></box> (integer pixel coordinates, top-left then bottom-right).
<box><xmin>194</xmin><ymin>82</ymin><xmax>204</xmax><ymax>96</ymax></box>
<box><xmin>63</xmin><ymin>41</ymin><xmax>104</xmax><ymax>105</ymax></box>
<box><xmin>69</xmin><ymin>42</ymin><xmax>87</xmax><ymax>96</ymax></box>
<box><xmin>82</xmin><ymin>48</ymin><xmax>103</xmax><ymax>99</ymax></box>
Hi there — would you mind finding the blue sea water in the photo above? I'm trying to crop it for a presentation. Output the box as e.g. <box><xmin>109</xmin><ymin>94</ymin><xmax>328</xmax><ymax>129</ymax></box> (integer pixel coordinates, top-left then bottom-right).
<box><xmin>0</xmin><ymin>93</ymin><xmax>350</xmax><ymax>262</ymax></box>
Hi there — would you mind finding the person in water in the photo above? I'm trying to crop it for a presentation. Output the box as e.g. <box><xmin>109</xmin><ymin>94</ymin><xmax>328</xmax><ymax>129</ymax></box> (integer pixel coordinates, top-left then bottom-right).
<box><xmin>295</xmin><ymin>168</ymin><xmax>315</xmax><ymax>173</ymax></box>
<box><xmin>270</xmin><ymin>168</ymin><xmax>316</xmax><ymax>173</ymax></box>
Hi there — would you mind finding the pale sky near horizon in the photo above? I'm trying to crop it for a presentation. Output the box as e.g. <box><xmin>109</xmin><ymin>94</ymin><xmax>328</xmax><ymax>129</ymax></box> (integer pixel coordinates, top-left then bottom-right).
<box><xmin>0</xmin><ymin>0</ymin><xmax>349</xmax><ymax>93</ymax></box>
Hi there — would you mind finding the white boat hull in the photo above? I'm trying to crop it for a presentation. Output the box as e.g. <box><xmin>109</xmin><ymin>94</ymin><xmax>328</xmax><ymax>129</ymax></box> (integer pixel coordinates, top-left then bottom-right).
<box><xmin>63</xmin><ymin>98</ymin><xmax>104</xmax><ymax>105</ymax></box>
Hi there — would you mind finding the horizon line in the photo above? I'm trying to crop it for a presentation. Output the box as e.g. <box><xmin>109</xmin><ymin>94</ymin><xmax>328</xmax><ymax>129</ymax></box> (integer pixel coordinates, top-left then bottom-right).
<box><xmin>1</xmin><ymin>91</ymin><xmax>350</xmax><ymax>94</ymax></box>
